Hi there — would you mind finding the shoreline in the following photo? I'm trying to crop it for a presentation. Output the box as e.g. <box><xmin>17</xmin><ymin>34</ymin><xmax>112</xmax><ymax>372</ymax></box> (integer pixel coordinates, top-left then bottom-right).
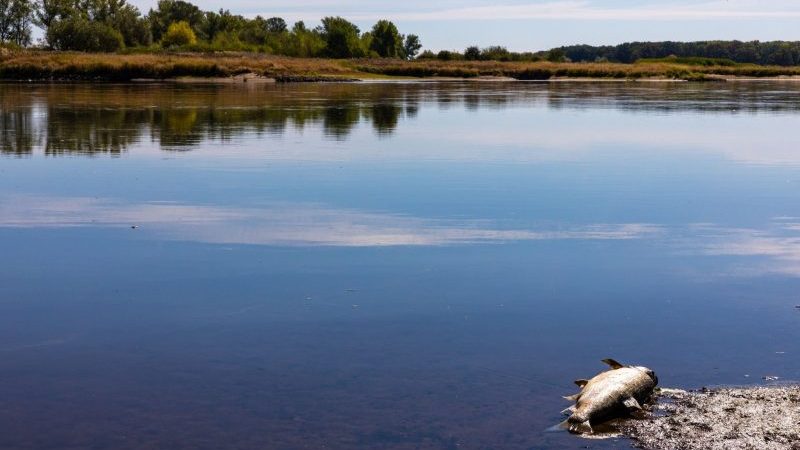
<box><xmin>4</xmin><ymin>51</ymin><xmax>800</xmax><ymax>83</ymax></box>
<box><xmin>7</xmin><ymin>74</ymin><xmax>800</xmax><ymax>84</ymax></box>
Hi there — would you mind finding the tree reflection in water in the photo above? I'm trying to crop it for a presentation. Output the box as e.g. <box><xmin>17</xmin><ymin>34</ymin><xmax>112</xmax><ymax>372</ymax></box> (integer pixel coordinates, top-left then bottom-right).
<box><xmin>0</xmin><ymin>83</ymin><xmax>427</xmax><ymax>156</ymax></box>
<box><xmin>2</xmin><ymin>81</ymin><xmax>799</xmax><ymax>156</ymax></box>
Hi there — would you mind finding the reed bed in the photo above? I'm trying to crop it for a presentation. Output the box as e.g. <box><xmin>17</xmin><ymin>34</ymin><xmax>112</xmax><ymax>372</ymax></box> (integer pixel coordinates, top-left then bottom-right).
<box><xmin>3</xmin><ymin>50</ymin><xmax>800</xmax><ymax>81</ymax></box>
<box><xmin>0</xmin><ymin>51</ymin><xmax>355</xmax><ymax>80</ymax></box>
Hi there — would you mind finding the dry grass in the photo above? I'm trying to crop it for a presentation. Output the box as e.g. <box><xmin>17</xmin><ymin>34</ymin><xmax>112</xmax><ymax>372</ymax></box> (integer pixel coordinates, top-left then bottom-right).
<box><xmin>355</xmin><ymin>58</ymin><xmax>800</xmax><ymax>80</ymax></box>
<box><xmin>3</xmin><ymin>50</ymin><xmax>800</xmax><ymax>81</ymax></box>
<box><xmin>0</xmin><ymin>50</ymin><xmax>357</xmax><ymax>80</ymax></box>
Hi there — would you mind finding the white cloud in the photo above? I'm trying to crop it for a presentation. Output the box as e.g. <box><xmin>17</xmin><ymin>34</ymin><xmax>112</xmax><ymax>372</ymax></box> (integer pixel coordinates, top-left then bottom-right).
<box><xmin>412</xmin><ymin>1</ymin><xmax>800</xmax><ymax>21</ymax></box>
<box><xmin>246</xmin><ymin>0</ymin><xmax>800</xmax><ymax>22</ymax></box>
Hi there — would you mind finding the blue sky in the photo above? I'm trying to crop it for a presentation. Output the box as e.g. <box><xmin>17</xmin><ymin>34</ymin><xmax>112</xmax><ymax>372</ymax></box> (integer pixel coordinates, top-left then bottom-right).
<box><xmin>127</xmin><ymin>0</ymin><xmax>800</xmax><ymax>51</ymax></box>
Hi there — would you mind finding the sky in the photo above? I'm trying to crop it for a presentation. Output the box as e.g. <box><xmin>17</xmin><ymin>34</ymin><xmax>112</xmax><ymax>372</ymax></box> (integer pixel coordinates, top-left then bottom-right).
<box><xmin>122</xmin><ymin>0</ymin><xmax>800</xmax><ymax>51</ymax></box>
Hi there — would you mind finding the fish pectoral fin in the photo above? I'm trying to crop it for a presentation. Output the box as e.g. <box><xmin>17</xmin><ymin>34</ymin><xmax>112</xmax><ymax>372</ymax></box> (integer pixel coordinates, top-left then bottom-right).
<box><xmin>560</xmin><ymin>406</ymin><xmax>576</xmax><ymax>416</ymax></box>
<box><xmin>568</xmin><ymin>420</ymin><xmax>593</xmax><ymax>434</ymax></box>
<box><xmin>574</xmin><ymin>379</ymin><xmax>589</xmax><ymax>388</ymax></box>
<box><xmin>623</xmin><ymin>397</ymin><xmax>643</xmax><ymax>411</ymax></box>
<box><xmin>545</xmin><ymin>420</ymin><xmax>570</xmax><ymax>433</ymax></box>
<box><xmin>562</xmin><ymin>393</ymin><xmax>580</xmax><ymax>402</ymax></box>
<box><xmin>601</xmin><ymin>358</ymin><xmax>625</xmax><ymax>369</ymax></box>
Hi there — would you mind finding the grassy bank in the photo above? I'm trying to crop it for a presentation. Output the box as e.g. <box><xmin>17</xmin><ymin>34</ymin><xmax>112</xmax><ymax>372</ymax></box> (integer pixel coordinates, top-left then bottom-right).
<box><xmin>3</xmin><ymin>50</ymin><xmax>800</xmax><ymax>81</ymax></box>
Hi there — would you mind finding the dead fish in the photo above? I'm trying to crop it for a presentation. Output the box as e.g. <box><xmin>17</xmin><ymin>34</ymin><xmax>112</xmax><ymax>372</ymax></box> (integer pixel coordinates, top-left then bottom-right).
<box><xmin>560</xmin><ymin>358</ymin><xmax>658</xmax><ymax>434</ymax></box>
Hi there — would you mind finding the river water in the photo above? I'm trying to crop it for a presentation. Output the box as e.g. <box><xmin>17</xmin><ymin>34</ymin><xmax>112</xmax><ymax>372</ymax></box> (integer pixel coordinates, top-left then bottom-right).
<box><xmin>1</xmin><ymin>81</ymin><xmax>800</xmax><ymax>449</ymax></box>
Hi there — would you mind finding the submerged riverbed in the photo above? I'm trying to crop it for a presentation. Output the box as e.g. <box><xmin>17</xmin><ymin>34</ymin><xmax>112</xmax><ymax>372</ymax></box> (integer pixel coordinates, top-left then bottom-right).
<box><xmin>1</xmin><ymin>82</ymin><xmax>800</xmax><ymax>449</ymax></box>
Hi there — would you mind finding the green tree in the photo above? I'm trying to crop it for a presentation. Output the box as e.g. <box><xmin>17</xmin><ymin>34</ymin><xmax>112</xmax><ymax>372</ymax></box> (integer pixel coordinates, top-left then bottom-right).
<box><xmin>235</xmin><ymin>14</ymin><xmax>265</xmax><ymax>46</ymax></box>
<box><xmin>147</xmin><ymin>0</ymin><xmax>202</xmax><ymax>41</ymax></box>
<box><xmin>34</xmin><ymin>0</ymin><xmax>77</xmax><ymax>31</ymax></box>
<box><xmin>264</xmin><ymin>16</ymin><xmax>285</xmax><ymax>33</ymax></box>
<box><xmin>200</xmin><ymin>8</ymin><xmax>242</xmax><ymax>41</ymax></box>
<box><xmin>402</xmin><ymin>34</ymin><xmax>421</xmax><ymax>59</ymax></box>
<box><xmin>263</xmin><ymin>16</ymin><xmax>289</xmax><ymax>53</ymax></box>
<box><xmin>47</xmin><ymin>16</ymin><xmax>124</xmax><ymax>51</ymax></box>
<box><xmin>83</xmin><ymin>0</ymin><xmax>150</xmax><ymax>46</ymax></box>
<box><xmin>161</xmin><ymin>19</ymin><xmax>195</xmax><ymax>46</ymax></box>
<box><xmin>369</xmin><ymin>19</ymin><xmax>401</xmax><ymax>57</ymax></box>
<box><xmin>317</xmin><ymin>16</ymin><xmax>363</xmax><ymax>58</ymax></box>
<box><xmin>285</xmin><ymin>20</ymin><xmax>324</xmax><ymax>57</ymax></box>
<box><xmin>0</xmin><ymin>0</ymin><xmax>34</xmax><ymax>45</ymax></box>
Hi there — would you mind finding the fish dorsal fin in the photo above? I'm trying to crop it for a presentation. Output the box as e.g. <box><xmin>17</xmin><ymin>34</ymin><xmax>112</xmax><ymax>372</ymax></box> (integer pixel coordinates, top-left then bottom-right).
<box><xmin>574</xmin><ymin>379</ymin><xmax>589</xmax><ymax>388</ymax></box>
<box><xmin>563</xmin><ymin>393</ymin><xmax>580</xmax><ymax>402</ymax></box>
<box><xmin>601</xmin><ymin>358</ymin><xmax>625</xmax><ymax>369</ymax></box>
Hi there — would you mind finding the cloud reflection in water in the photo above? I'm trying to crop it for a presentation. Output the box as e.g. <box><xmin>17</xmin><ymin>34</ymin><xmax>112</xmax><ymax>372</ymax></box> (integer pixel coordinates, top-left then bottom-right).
<box><xmin>6</xmin><ymin>195</ymin><xmax>800</xmax><ymax>277</ymax></box>
<box><xmin>698</xmin><ymin>220</ymin><xmax>800</xmax><ymax>277</ymax></box>
<box><xmin>0</xmin><ymin>195</ymin><xmax>662</xmax><ymax>247</ymax></box>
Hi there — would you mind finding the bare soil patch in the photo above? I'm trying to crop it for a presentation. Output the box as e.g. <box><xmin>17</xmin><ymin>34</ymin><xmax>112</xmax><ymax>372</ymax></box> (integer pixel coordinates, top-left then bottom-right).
<box><xmin>621</xmin><ymin>386</ymin><xmax>800</xmax><ymax>450</ymax></box>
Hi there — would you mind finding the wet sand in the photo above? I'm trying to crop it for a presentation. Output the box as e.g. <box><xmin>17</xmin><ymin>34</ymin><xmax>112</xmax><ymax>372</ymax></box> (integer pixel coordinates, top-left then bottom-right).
<box><xmin>621</xmin><ymin>386</ymin><xmax>800</xmax><ymax>449</ymax></box>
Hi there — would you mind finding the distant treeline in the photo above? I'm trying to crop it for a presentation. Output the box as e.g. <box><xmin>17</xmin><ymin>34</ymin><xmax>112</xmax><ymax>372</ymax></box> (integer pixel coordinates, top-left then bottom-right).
<box><xmin>418</xmin><ymin>46</ymin><xmax>549</xmax><ymax>62</ymax></box>
<box><xmin>3</xmin><ymin>0</ymin><xmax>800</xmax><ymax>67</ymax></box>
<box><xmin>0</xmin><ymin>0</ymin><xmax>422</xmax><ymax>57</ymax></box>
<box><xmin>417</xmin><ymin>41</ymin><xmax>800</xmax><ymax>66</ymax></box>
<box><xmin>553</xmin><ymin>41</ymin><xmax>800</xmax><ymax>66</ymax></box>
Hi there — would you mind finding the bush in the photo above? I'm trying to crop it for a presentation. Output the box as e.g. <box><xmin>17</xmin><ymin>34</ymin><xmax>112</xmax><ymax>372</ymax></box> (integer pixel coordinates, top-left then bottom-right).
<box><xmin>211</xmin><ymin>31</ymin><xmax>245</xmax><ymax>50</ymax></box>
<box><xmin>436</xmin><ymin>50</ymin><xmax>463</xmax><ymax>61</ymax></box>
<box><xmin>161</xmin><ymin>21</ymin><xmax>197</xmax><ymax>47</ymax></box>
<box><xmin>547</xmin><ymin>49</ymin><xmax>566</xmax><ymax>62</ymax></box>
<box><xmin>47</xmin><ymin>19</ymin><xmax>125</xmax><ymax>52</ymax></box>
<box><xmin>464</xmin><ymin>46</ymin><xmax>480</xmax><ymax>60</ymax></box>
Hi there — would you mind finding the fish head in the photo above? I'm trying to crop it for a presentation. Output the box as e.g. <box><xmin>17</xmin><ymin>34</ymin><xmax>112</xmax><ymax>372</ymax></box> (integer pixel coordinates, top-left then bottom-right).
<box><xmin>634</xmin><ymin>366</ymin><xmax>658</xmax><ymax>385</ymax></box>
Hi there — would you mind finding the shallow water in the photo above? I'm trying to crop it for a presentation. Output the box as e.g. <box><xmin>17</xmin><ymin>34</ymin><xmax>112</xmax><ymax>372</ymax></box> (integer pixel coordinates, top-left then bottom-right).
<box><xmin>1</xmin><ymin>81</ymin><xmax>800</xmax><ymax>449</ymax></box>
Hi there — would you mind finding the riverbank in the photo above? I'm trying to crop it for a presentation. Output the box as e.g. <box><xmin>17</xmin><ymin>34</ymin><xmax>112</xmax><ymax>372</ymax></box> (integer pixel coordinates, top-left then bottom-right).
<box><xmin>3</xmin><ymin>50</ymin><xmax>800</xmax><ymax>82</ymax></box>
